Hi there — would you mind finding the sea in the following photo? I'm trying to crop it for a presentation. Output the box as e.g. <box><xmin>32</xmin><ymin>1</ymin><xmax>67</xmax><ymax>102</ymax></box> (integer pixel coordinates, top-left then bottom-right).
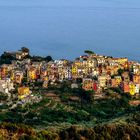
<box><xmin>0</xmin><ymin>0</ymin><xmax>140</xmax><ymax>61</ymax></box>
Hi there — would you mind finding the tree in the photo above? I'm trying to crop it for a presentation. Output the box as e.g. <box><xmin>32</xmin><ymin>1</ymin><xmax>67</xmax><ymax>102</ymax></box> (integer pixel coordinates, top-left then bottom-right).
<box><xmin>31</xmin><ymin>56</ymin><xmax>44</xmax><ymax>62</ymax></box>
<box><xmin>92</xmin><ymin>76</ymin><xmax>98</xmax><ymax>81</ymax></box>
<box><xmin>84</xmin><ymin>50</ymin><xmax>95</xmax><ymax>55</ymax></box>
<box><xmin>21</xmin><ymin>47</ymin><xmax>30</xmax><ymax>53</ymax></box>
<box><xmin>22</xmin><ymin>77</ymin><xmax>28</xmax><ymax>85</ymax></box>
<box><xmin>44</xmin><ymin>56</ymin><xmax>53</xmax><ymax>62</ymax></box>
<box><xmin>118</xmin><ymin>68</ymin><xmax>124</xmax><ymax>76</ymax></box>
<box><xmin>0</xmin><ymin>52</ymin><xmax>16</xmax><ymax>64</ymax></box>
<box><xmin>0</xmin><ymin>93</ymin><xmax>8</xmax><ymax>100</ymax></box>
<box><xmin>78</xmin><ymin>89</ymin><xmax>95</xmax><ymax>108</ymax></box>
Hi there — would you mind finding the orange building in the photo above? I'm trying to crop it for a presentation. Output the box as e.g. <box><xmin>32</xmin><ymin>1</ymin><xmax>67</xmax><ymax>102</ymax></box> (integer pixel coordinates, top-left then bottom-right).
<box><xmin>18</xmin><ymin>87</ymin><xmax>30</xmax><ymax>99</ymax></box>
<box><xmin>123</xmin><ymin>82</ymin><xmax>130</xmax><ymax>93</ymax></box>
<box><xmin>82</xmin><ymin>78</ymin><xmax>94</xmax><ymax>91</ymax></box>
<box><xmin>111</xmin><ymin>79</ymin><xmax>117</xmax><ymax>87</ymax></box>
<box><xmin>114</xmin><ymin>76</ymin><xmax>122</xmax><ymax>85</ymax></box>
<box><xmin>122</xmin><ymin>71</ymin><xmax>130</xmax><ymax>82</ymax></box>
<box><xmin>133</xmin><ymin>75</ymin><xmax>140</xmax><ymax>84</ymax></box>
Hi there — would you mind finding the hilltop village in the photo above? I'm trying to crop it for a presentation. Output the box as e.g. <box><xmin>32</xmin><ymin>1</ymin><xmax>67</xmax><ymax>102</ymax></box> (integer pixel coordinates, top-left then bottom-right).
<box><xmin>1</xmin><ymin>47</ymin><xmax>140</xmax><ymax>139</ymax></box>
<box><xmin>0</xmin><ymin>47</ymin><xmax>140</xmax><ymax>105</ymax></box>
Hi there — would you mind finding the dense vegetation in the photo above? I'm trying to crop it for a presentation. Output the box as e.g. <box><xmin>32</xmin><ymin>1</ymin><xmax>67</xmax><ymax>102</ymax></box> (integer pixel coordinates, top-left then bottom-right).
<box><xmin>0</xmin><ymin>86</ymin><xmax>139</xmax><ymax>127</ymax></box>
<box><xmin>0</xmin><ymin>52</ymin><xmax>16</xmax><ymax>64</ymax></box>
<box><xmin>1</xmin><ymin>112</ymin><xmax>140</xmax><ymax>140</ymax></box>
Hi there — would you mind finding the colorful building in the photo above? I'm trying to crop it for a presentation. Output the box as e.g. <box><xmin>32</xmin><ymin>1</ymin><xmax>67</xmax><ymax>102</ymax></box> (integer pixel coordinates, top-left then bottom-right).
<box><xmin>129</xmin><ymin>83</ymin><xmax>136</xmax><ymax>96</ymax></box>
<box><xmin>82</xmin><ymin>78</ymin><xmax>94</xmax><ymax>91</ymax></box>
<box><xmin>122</xmin><ymin>82</ymin><xmax>130</xmax><ymax>93</ymax></box>
<box><xmin>27</xmin><ymin>68</ymin><xmax>37</xmax><ymax>81</ymax></box>
<box><xmin>132</xmin><ymin>75</ymin><xmax>140</xmax><ymax>84</ymax></box>
<box><xmin>18</xmin><ymin>87</ymin><xmax>30</xmax><ymax>99</ymax></box>
<box><xmin>98</xmin><ymin>75</ymin><xmax>107</xmax><ymax>88</ymax></box>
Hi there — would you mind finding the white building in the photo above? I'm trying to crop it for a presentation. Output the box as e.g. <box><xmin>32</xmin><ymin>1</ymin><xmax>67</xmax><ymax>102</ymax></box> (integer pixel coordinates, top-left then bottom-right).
<box><xmin>135</xmin><ymin>84</ymin><xmax>140</xmax><ymax>94</ymax></box>
<box><xmin>0</xmin><ymin>79</ymin><xmax>14</xmax><ymax>94</ymax></box>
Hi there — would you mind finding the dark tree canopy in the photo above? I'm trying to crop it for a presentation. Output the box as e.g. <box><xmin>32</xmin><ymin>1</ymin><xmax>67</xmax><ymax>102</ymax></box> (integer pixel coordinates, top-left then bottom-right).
<box><xmin>0</xmin><ymin>52</ymin><xmax>16</xmax><ymax>64</ymax></box>
<box><xmin>30</xmin><ymin>55</ymin><xmax>53</xmax><ymax>62</ymax></box>
<box><xmin>31</xmin><ymin>56</ymin><xmax>44</xmax><ymax>62</ymax></box>
<box><xmin>21</xmin><ymin>47</ymin><xmax>30</xmax><ymax>53</ymax></box>
<box><xmin>84</xmin><ymin>50</ymin><xmax>95</xmax><ymax>55</ymax></box>
<box><xmin>118</xmin><ymin>68</ymin><xmax>125</xmax><ymax>76</ymax></box>
<box><xmin>44</xmin><ymin>56</ymin><xmax>53</xmax><ymax>62</ymax></box>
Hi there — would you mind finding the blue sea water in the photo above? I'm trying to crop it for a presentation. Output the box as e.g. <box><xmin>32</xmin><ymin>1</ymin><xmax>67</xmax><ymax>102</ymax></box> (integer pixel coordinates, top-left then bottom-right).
<box><xmin>0</xmin><ymin>0</ymin><xmax>140</xmax><ymax>61</ymax></box>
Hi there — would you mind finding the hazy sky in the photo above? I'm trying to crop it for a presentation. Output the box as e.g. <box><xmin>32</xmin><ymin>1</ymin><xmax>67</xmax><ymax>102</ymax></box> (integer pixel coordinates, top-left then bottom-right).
<box><xmin>0</xmin><ymin>0</ymin><xmax>140</xmax><ymax>60</ymax></box>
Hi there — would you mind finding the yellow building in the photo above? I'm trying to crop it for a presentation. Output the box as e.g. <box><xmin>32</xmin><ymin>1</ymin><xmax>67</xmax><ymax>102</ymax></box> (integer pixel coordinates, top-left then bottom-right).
<box><xmin>118</xmin><ymin>58</ymin><xmax>128</xmax><ymax>64</ymax></box>
<box><xmin>72</xmin><ymin>66</ymin><xmax>77</xmax><ymax>74</ymax></box>
<box><xmin>18</xmin><ymin>87</ymin><xmax>30</xmax><ymax>99</ymax></box>
<box><xmin>129</xmin><ymin>83</ymin><xmax>136</xmax><ymax>96</ymax></box>
<box><xmin>113</xmin><ymin>58</ymin><xmax>128</xmax><ymax>65</ymax></box>
<box><xmin>43</xmin><ymin>76</ymin><xmax>49</xmax><ymax>81</ymax></box>
<box><xmin>28</xmin><ymin>68</ymin><xmax>37</xmax><ymax>81</ymax></box>
<box><xmin>114</xmin><ymin>76</ymin><xmax>122</xmax><ymax>85</ymax></box>
<box><xmin>10</xmin><ymin>70</ymin><xmax>14</xmax><ymax>81</ymax></box>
